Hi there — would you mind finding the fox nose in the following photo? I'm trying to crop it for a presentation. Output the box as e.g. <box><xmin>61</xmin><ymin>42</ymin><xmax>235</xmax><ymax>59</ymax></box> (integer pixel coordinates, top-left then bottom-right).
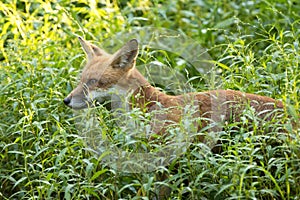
<box><xmin>63</xmin><ymin>97</ymin><xmax>71</xmax><ymax>105</ymax></box>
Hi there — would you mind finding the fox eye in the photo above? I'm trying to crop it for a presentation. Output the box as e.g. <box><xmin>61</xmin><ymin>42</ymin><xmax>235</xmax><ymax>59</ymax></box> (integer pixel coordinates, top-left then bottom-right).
<box><xmin>87</xmin><ymin>79</ymin><xmax>98</xmax><ymax>86</ymax></box>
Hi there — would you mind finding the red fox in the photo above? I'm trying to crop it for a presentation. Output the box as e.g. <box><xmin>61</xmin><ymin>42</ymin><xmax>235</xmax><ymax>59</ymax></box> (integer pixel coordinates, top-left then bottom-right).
<box><xmin>64</xmin><ymin>37</ymin><xmax>294</xmax><ymax>135</ymax></box>
<box><xmin>63</xmin><ymin>36</ymin><xmax>298</xmax><ymax>200</ymax></box>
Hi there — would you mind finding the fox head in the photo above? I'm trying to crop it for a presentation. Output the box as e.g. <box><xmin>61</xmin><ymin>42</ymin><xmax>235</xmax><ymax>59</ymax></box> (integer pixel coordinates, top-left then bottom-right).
<box><xmin>63</xmin><ymin>37</ymin><xmax>139</xmax><ymax>110</ymax></box>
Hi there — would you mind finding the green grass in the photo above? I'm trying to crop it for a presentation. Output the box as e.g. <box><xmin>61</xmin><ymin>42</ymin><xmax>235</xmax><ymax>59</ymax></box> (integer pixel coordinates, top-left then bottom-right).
<box><xmin>0</xmin><ymin>0</ymin><xmax>299</xmax><ymax>199</ymax></box>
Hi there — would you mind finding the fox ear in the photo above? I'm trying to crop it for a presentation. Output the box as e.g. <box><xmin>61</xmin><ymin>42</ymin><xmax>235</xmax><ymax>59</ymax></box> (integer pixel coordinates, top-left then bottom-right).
<box><xmin>111</xmin><ymin>39</ymin><xmax>139</xmax><ymax>69</ymax></box>
<box><xmin>78</xmin><ymin>36</ymin><xmax>103</xmax><ymax>60</ymax></box>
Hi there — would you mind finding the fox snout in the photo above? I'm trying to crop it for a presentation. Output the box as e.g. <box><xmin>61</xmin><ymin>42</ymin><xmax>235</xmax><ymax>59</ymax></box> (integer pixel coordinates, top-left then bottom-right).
<box><xmin>63</xmin><ymin>94</ymin><xmax>90</xmax><ymax>110</ymax></box>
<box><xmin>63</xmin><ymin>91</ymin><xmax>112</xmax><ymax>110</ymax></box>
<box><xmin>63</xmin><ymin>93</ymin><xmax>89</xmax><ymax>110</ymax></box>
<box><xmin>63</xmin><ymin>96</ymin><xmax>71</xmax><ymax>106</ymax></box>
<box><xmin>63</xmin><ymin>85</ymin><xmax>114</xmax><ymax>110</ymax></box>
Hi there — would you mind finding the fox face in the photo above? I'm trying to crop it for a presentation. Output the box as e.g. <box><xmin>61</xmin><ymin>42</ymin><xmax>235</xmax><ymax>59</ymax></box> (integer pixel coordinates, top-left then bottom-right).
<box><xmin>63</xmin><ymin>37</ymin><xmax>139</xmax><ymax>110</ymax></box>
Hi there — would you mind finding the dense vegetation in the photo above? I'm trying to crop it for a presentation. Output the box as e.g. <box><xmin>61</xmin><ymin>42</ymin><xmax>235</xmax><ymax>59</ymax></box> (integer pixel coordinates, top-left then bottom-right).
<box><xmin>0</xmin><ymin>0</ymin><xmax>299</xmax><ymax>199</ymax></box>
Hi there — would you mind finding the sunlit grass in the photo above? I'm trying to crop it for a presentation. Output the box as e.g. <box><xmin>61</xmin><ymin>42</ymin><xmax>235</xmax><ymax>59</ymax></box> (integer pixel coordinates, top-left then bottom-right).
<box><xmin>0</xmin><ymin>0</ymin><xmax>299</xmax><ymax>199</ymax></box>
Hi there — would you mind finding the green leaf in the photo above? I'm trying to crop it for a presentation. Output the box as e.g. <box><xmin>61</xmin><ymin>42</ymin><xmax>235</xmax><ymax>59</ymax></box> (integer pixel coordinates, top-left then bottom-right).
<box><xmin>90</xmin><ymin>169</ymin><xmax>108</xmax><ymax>181</ymax></box>
<box><xmin>12</xmin><ymin>177</ymin><xmax>27</xmax><ymax>190</ymax></box>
